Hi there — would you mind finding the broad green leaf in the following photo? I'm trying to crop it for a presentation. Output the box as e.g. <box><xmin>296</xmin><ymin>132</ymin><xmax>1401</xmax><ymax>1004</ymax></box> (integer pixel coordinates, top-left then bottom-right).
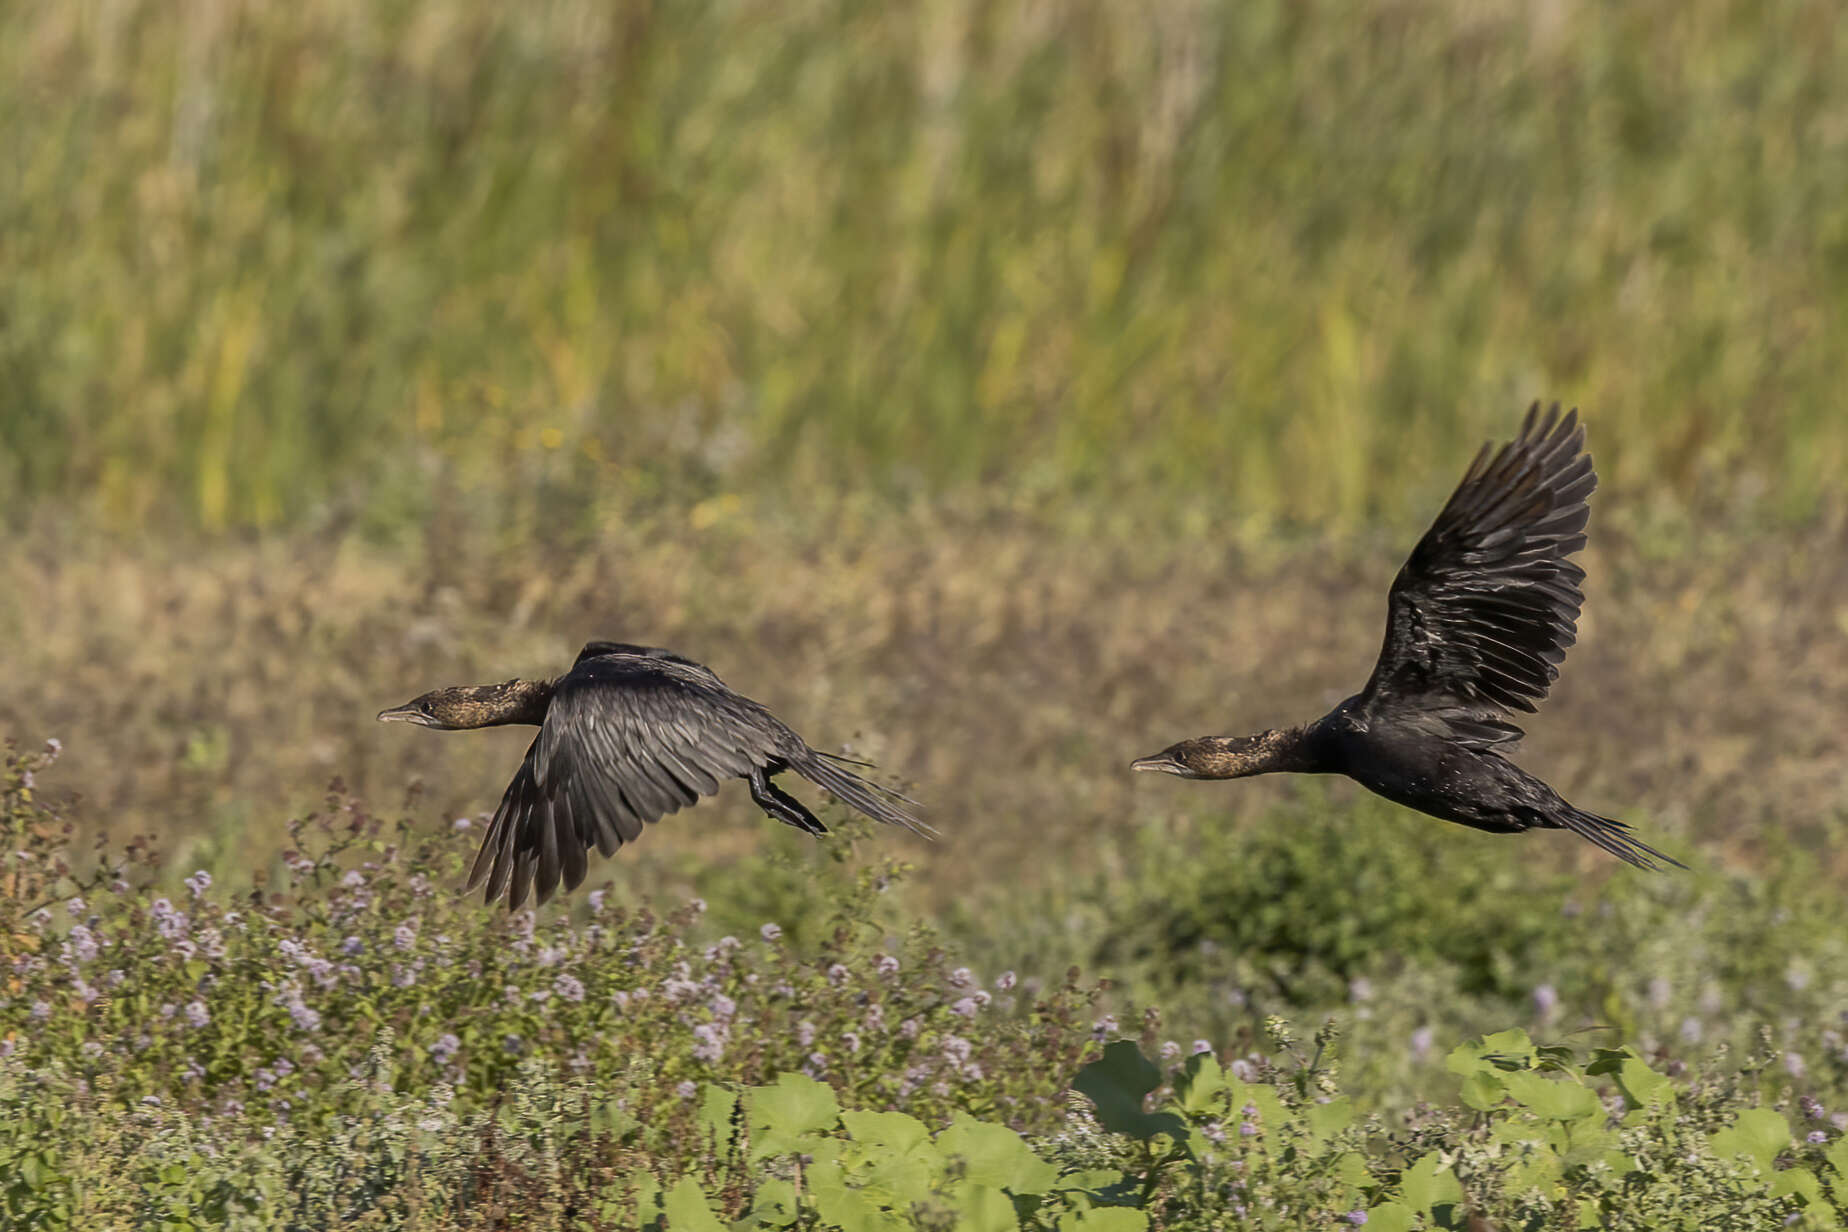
<box><xmin>1072</xmin><ymin>1042</ymin><xmax>1188</xmax><ymax>1144</ymax></box>
<box><xmin>661</xmin><ymin>1177</ymin><xmax>727</xmax><ymax>1232</ymax></box>
<box><xmin>748</xmin><ymin>1073</ymin><xmax>841</xmax><ymax>1159</ymax></box>
<box><xmin>938</xmin><ymin>1114</ymin><xmax>1058</xmax><ymax>1193</ymax></box>
<box><xmin>809</xmin><ymin>1157</ymin><xmax>904</xmax><ymax>1232</ymax></box>
<box><xmin>1458</xmin><ymin>1069</ymin><xmax>1505</xmax><ymax>1111</ymax></box>
<box><xmin>1362</xmin><ymin>1203</ymin><xmax>1418</xmax><ymax>1232</ymax></box>
<box><xmin>1400</xmin><ymin>1153</ymin><xmax>1463</xmax><ymax>1213</ymax></box>
<box><xmin>948</xmin><ymin>1181</ymin><xmax>1024</xmax><ymax>1232</ymax></box>
<box><xmin>1503</xmin><ymin>1071</ymin><xmax>1601</xmax><ymax>1123</ymax></box>
<box><xmin>698</xmin><ymin>1086</ymin><xmax>740</xmax><ymax>1151</ymax></box>
<box><xmin>1770</xmin><ymin>1167</ymin><xmax>1822</xmax><ymax>1204</ymax></box>
<box><xmin>1058</xmin><ymin>1209</ymin><xmax>1150</xmax><ymax>1232</ymax></box>
<box><xmin>1176</xmin><ymin>1053</ymin><xmax>1226</xmax><ymax>1115</ymax></box>
<box><xmin>840</xmin><ymin>1110</ymin><xmax>940</xmax><ymax>1194</ymax></box>
<box><xmin>1710</xmin><ymin>1108</ymin><xmax>1790</xmax><ymax>1175</ymax></box>
<box><xmin>746</xmin><ymin>1178</ymin><xmax>802</xmax><ymax>1229</ymax></box>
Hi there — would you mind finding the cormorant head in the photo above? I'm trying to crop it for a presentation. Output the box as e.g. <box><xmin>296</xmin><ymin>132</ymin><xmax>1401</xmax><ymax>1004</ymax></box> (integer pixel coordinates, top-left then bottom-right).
<box><xmin>1130</xmin><ymin>738</ymin><xmax>1221</xmax><ymax>779</ymax></box>
<box><xmin>1131</xmin><ymin>732</ymin><xmax>1296</xmax><ymax>780</ymax></box>
<box><xmin>377</xmin><ymin>680</ymin><xmax>549</xmax><ymax>730</ymax></box>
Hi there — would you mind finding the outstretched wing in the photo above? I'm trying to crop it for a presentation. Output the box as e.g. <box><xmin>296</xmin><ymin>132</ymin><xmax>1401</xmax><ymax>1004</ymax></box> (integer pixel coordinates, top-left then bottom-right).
<box><xmin>1355</xmin><ymin>403</ymin><xmax>1595</xmax><ymax>743</ymax></box>
<box><xmin>467</xmin><ymin>655</ymin><xmax>792</xmax><ymax>909</ymax></box>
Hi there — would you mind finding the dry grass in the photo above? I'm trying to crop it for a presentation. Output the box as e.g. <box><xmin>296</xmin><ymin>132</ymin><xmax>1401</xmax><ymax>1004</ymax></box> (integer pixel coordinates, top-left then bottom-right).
<box><xmin>5</xmin><ymin>500</ymin><xmax>1845</xmax><ymax>908</ymax></box>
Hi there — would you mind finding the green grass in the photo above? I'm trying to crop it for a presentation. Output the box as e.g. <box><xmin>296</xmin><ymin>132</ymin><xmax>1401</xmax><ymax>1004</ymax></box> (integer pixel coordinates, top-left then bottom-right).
<box><xmin>4</xmin><ymin>0</ymin><xmax>1847</xmax><ymax>535</ymax></box>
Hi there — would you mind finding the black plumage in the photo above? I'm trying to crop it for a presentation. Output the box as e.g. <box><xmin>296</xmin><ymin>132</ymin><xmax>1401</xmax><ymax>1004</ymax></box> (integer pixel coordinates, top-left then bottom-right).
<box><xmin>1132</xmin><ymin>403</ymin><xmax>1681</xmax><ymax>870</ymax></box>
<box><xmin>379</xmin><ymin>642</ymin><xmax>926</xmax><ymax>909</ymax></box>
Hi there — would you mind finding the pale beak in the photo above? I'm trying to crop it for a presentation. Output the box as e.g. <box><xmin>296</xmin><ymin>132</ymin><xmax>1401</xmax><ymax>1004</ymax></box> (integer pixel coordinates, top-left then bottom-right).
<box><xmin>1131</xmin><ymin>754</ymin><xmax>1183</xmax><ymax>775</ymax></box>
<box><xmin>376</xmin><ymin>704</ymin><xmax>435</xmax><ymax>726</ymax></box>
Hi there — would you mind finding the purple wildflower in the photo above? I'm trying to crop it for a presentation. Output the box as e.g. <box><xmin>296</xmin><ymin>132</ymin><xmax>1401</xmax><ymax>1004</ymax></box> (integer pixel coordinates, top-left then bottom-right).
<box><xmin>431</xmin><ymin>1034</ymin><xmax>460</xmax><ymax>1062</ymax></box>
<box><xmin>994</xmin><ymin>970</ymin><xmax>1017</xmax><ymax>991</ymax></box>
<box><xmin>1160</xmin><ymin>1041</ymin><xmax>1182</xmax><ymax>1062</ymax></box>
<box><xmin>1092</xmin><ymin>1015</ymin><xmax>1119</xmax><ymax>1041</ymax></box>
<box><xmin>942</xmin><ymin>1035</ymin><xmax>973</xmax><ymax>1067</ymax></box>
<box><xmin>691</xmin><ymin>1023</ymin><xmax>729</xmax><ymax>1062</ymax></box>
<box><xmin>760</xmin><ymin>923</ymin><xmax>782</xmax><ymax>942</ymax></box>
<box><xmin>948</xmin><ymin>967</ymin><xmax>974</xmax><ymax>989</ymax></box>
<box><xmin>1786</xmin><ymin>1052</ymin><xmax>1807</xmax><ymax>1079</ymax></box>
<box><xmin>1345</xmin><ymin>1211</ymin><xmax>1368</xmax><ymax>1226</ymax></box>
<box><xmin>709</xmin><ymin>993</ymin><xmax>737</xmax><ymax>1020</ymax></box>
<box><xmin>952</xmin><ymin>997</ymin><xmax>979</xmax><ymax>1019</ymax></box>
<box><xmin>803</xmin><ymin>1051</ymin><xmax>828</xmax><ymax>1077</ymax></box>
<box><xmin>827</xmin><ymin>963</ymin><xmax>850</xmax><ymax>986</ymax></box>
<box><xmin>1532</xmin><ymin>983</ymin><xmax>1559</xmax><ymax>1021</ymax></box>
<box><xmin>67</xmin><ymin>925</ymin><xmax>98</xmax><ymax>964</ymax></box>
<box><xmin>588</xmin><ymin>889</ymin><xmax>606</xmax><ymax>913</ymax></box>
<box><xmin>873</xmin><ymin>954</ymin><xmax>899</xmax><ymax>977</ymax></box>
<box><xmin>676</xmin><ymin>1080</ymin><xmax>697</xmax><ymax>1099</ymax></box>
<box><xmin>184</xmin><ymin>1001</ymin><xmax>210</xmax><ymax>1028</ymax></box>
<box><xmin>555</xmin><ymin>974</ymin><xmax>586</xmax><ymax>1003</ymax></box>
<box><xmin>842</xmin><ymin>1031</ymin><xmax>862</xmax><ymax>1054</ymax></box>
<box><xmin>797</xmin><ymin>1020</ymin><xmax>817</xmax><ymax>1048</ymax></box>
<box><xmin>342</xmin><ymin>936</ymin><xmax>363</xmax><ymax>956</ymax></box>
<box><xmin>1411</xmin><ymin>1026</ymin><xmax>1435</xmax><ymax>1060</ymax></box>
<box><xmin>340</xmin><ymin>871</ymin><xmax>365</xmax><ymax>889</ymax></box>
<box><xmin>393</xmin><ymin>925</ymin><xmax>417</xmax><ymax>951</ymax></box>
<box><xmin>1809</xmin><ymin>1131</ymin><xmax>1829</xmax><ymax>1145</ymax></box>
<box><xmin>184</xmin><ymin>870</ymin><xmax>212</xmax><ymax>897</ymax></box>
<box><xmin>65</xmin><ymin>897</ymin><xmax>85</xmax><ymax>915</ymax></box>
<box><xmin>1193</xmin><ymin>1039</ymin><xmax>1214</xmax><ymax>1055</ymax></box>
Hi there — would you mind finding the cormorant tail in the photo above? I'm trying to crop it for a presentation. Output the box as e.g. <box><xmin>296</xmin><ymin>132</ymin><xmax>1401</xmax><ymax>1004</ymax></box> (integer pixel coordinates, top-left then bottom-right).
<box><xmin>791</xmin><ymin>750</ymin><xmax>934</xmax><ymax>838</ymax></box>
<box><xmin>1552</xmin><ymin>805</ymin><xmax>1685</xmax><ymax>872</ymax></box>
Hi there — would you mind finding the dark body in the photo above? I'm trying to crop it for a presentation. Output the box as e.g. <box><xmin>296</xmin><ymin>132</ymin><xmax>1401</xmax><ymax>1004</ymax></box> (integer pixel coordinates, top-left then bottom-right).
<box><xmin>1133</xmin><ymin>405</ymin><xmax>1679</xmax><ymax>870</ymax></box>
<box><xmin>379</xmin><ymin>641</ymin><xmax>926</xmax><ymax>909</ymax></box>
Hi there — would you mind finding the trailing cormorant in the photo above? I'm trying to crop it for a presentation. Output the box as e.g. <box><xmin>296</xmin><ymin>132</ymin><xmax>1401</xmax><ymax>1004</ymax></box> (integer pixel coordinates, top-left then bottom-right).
<box><xmin>379</xmin><ymin>642</ymin><xmax>926</xmax><ymax>908</ymax></box>
<box><xmin>1131</xmin><ymin>404</ymin><xmax>1680</xmax><ymax>870</ymax></box>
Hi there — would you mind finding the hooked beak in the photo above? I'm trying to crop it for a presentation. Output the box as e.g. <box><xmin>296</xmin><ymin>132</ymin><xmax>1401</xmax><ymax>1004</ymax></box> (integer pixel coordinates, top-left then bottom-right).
<box><xmin>376</xmin><ymin>704</ymin><xmax>436</xmax><ymax>727</ymax></box>
<box><xmin>1131</xmin><ymin>753</ymin><xmax>1185</xmax><ymax>776</ymax></box>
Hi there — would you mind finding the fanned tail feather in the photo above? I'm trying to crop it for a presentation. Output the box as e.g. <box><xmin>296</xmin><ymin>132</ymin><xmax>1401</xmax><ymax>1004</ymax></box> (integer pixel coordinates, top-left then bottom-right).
<box><xmin>793</xmin><ymin>750</ymin><xmax>934</xmax><ymax>838</ymax></box>
<box><xmin>1554</xmin><ymin>806</ymin><xmax>1684</xmax><ymax>872</ymax></box>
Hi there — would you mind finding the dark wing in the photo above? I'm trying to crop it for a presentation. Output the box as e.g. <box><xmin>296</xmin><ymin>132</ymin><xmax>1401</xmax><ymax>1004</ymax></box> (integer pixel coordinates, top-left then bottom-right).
<box><xmin>573</xmin><ymin>641</ymin><xmax>709</xmax><ymax>670</ymax></box>
<box><xmin>466</xmin><ymin>655</ymin><xmax>792</xmax><ymax>909</ymax></box>
<box><xmin>1355</xmin><ymin>403</ymin><xmax>1595</xmax><ymax>744</ymax></box>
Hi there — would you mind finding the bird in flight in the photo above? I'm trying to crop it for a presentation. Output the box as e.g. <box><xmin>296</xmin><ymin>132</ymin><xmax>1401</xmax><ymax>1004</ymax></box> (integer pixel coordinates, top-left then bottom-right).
<box><xmin>379</xmin><ymin>642</ymin><xmax>926</xmax><ymax>908</ymax></box>
<box><xmin>1132</xmin><ymin>403</ymin><xmax>1680</xmax><ymax>870</ymax></box>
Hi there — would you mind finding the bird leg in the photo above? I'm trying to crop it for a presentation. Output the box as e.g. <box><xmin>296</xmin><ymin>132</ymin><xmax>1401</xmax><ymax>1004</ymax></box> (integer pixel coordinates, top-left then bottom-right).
<box><xmin>749</xmin><ymin>767</ymin><xmax>828</xmax><ymax>836</ymax></box>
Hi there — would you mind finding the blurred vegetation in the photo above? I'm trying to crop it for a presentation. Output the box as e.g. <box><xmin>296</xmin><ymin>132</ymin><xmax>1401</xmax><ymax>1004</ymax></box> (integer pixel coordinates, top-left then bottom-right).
<box><xmin>5</xmin><ymin>0</ymin><xmax>1848</xmax><ymax>537</ymax></box>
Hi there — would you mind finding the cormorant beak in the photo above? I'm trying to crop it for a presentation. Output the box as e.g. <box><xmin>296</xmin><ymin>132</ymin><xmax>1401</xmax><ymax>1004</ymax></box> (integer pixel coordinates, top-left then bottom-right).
<box><xmin>1131</xmin><ymin>753</ymin><xmax>1186</xmax><ymax>776</ymax></box>
<box><xmin>376</xmin><ymin>704</ymin><xmax>436</xmax><ymax>727</ymax></box>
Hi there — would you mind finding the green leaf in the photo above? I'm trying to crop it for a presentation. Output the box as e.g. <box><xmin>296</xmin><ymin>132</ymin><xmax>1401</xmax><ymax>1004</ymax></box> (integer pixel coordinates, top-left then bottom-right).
<box><xmin>1176</xmin><ymin>1052</ymin><xmax>1226</xmax><ymax>1115</ymax></box>
<box><xmin>1458</xmin><ymin>1069</ymin><xmax>1506</xmax><ymax>1111</ymax></box>
<box><xmin>840</xmin><ymin>1110</ymin><xmax>940</xmax><ymax>1194</ymax></box>
<box><xmin>1058</xmin><ymin>1209</ymin><xmax>1151</xmax><ymax>1232</ymax></box>
<box><xmin>1361</xmin><ymin>1203</ymin><xmax>1418</xmax><ymax>1232</ymax></box>
<box><xmin>948</xmin><ymin>1182</ymin><xmax>1024</xmax><ymax>1232</ymax></box>
<box><xmin>1710</xmin><ymin>1108</ymin><xmax>1790</xmax><ymax>1175</ymax></box>
<box><xmin>748</xmin><ymin>1073</ymin><xmax>841</xmax><ymax>1159</ymax></box>
<box><xmin>1400</xmin><ymin>1153</ymin><xmax>1463</xmax><ymax>1214</ymax></box>
<box><xmin>661</xmin><ymin>1177</ymin><xmax>727</xmax><ymax>1232</ymax></box>
<box><xmin>938</xmin><ymin>1114</ymin><xmax>1058</xmax><ymax>1193</ymax></box>
<box><xmin>1072</xmin><ymin>1042</ymin><xmax>1188</xmax><ymax>1144</ymax></box>
<box><xmin>746</xmin><ymin>1178</ymin><xmax>802</xmax><ymax>1228</ymax></box>
<box><xmin>809</xmin><ymin>1158</ymin><xmax>904</xmax><ymax>1232</ymax></box>
<box><xmin>698</xmin><ymin>1086</ymin><xmax>740</xmax><ymax>1151</ymax></box>
<box><xmin>1503</xmin><ymin>1072</ymin><xmax>1601</xmax><ymax>1123</ymax></box>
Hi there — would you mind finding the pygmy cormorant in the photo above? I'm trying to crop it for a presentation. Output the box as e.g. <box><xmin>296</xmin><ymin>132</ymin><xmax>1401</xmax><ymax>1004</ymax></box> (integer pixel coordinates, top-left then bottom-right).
<box><xmin>1132</xmin><ymin>403</ymin><xmax>1680</xmax><ymax>870</ymax></box>
<box><xmin>379</xmin><ymin>642</ymin><xmax>926</xmax><ymax>908</ymax></box>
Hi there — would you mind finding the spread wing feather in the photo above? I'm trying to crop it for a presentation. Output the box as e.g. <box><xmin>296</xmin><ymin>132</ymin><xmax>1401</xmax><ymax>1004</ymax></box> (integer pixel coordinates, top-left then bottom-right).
<box><xmin>464</xmin><ymin>648</ymin><xmax>923</xmax><ymax>909</ymax></box>
<box><xmin>1356</xmin><ymin>403</ymin><xmax>1595</xmax><ymax>745</ymax></box>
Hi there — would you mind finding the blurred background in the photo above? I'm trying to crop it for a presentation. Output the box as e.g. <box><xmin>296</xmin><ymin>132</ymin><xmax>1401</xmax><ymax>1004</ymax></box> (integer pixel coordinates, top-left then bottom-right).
<box><xmin>3</xmin><ymin>0</ymin><xmax>1846</xmax><ymax>1092</ymax></box>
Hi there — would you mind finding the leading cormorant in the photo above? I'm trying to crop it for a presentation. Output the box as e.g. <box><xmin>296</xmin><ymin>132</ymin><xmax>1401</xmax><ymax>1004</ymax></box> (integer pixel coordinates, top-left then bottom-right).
<box><xmin>379</xmin><ymin>642</ymin><xmax>927</xmax><ymax>908</ymax></box>
<box><xmin>1132</xmin><ymin>403</ymin><xmax>1680</xmax><ymax>870</ymax></box>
